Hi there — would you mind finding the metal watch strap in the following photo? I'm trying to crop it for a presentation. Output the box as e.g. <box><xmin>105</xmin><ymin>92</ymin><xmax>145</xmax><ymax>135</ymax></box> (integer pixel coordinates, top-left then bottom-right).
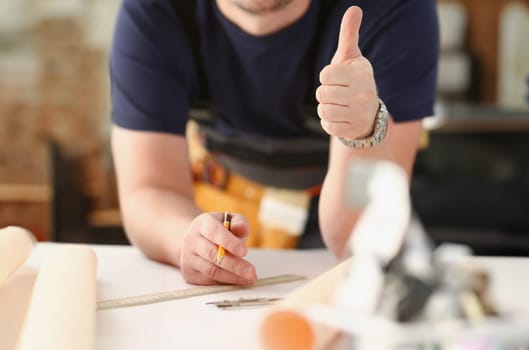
<box><xmin>338</xmin><ymin>98</ymin><xmax>389</xmax><ymax>149</ymax></box>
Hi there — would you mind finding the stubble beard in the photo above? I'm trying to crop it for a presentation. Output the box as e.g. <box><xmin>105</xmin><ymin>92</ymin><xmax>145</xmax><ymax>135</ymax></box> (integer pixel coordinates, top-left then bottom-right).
<box><xmin>233</xmin><ymin>0</ymin><xmax>294</xmax><ymax>15</ymax></box>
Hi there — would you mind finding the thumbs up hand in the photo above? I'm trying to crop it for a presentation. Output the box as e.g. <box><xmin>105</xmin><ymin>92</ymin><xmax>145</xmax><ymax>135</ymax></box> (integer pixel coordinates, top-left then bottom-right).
<box><xmin>316</xmin><ymin>6</ymin><xmax>380</xmax><ymax>142</ymax></box>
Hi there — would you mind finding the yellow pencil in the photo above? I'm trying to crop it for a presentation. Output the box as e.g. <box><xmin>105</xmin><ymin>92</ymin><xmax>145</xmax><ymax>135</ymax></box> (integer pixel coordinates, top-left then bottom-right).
<box><xmin>217</xmin><ymin>212</ymin><xmax>231</xmax><ymax>265</ymax></box>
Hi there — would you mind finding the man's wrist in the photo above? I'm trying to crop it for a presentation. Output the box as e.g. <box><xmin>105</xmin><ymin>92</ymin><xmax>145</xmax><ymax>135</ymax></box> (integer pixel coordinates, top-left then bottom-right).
<box><xmin>338</xmin><ymin>98</ymin><xmax>388</xmax><ymax>149</ymax></box>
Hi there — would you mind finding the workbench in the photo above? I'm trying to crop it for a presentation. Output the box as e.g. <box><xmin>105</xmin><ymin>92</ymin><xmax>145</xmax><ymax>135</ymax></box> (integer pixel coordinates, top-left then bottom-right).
<box><xmin>3</xmin><ymin>243</ymin><xmax>529</xmax><ymax>349</ymax></box>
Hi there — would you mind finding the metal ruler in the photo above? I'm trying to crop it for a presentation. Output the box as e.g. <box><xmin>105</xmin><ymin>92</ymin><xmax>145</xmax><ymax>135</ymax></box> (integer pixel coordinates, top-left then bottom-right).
<box><xmin>97</xmin><ymin>274</ymin><xmax>306</xmax><ymax>311</ymax></box>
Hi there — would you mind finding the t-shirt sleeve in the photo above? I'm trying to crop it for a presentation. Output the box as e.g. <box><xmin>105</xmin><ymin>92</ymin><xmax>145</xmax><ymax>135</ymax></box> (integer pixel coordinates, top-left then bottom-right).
<box><xmin>362</xmin><ymin>0</ymin><xmax>439</xmax><ymax>122</ymax></box>
<box><xmin>110</xmin><ymin>0</ymin><xmax>197</xmax><ymax>135</ymax></box>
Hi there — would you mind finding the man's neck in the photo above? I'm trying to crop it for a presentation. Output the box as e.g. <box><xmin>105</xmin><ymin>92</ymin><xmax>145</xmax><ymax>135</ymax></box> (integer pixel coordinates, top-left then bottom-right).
<box><xmin>215</xmin><ymin>0</ymin><xmax>311</xmax><ymax>36</ymax></box>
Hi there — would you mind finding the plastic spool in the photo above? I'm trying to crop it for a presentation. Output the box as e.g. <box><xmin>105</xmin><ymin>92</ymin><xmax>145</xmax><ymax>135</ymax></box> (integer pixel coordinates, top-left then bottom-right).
<box><xmin>0</xmin><ymin>226</ymin><xmax>35</xmax><ymax>286</ymax></box>
<box><xmin>16</xmin><ymin>245</ymin><xmax>97</xmax><ymax>350</ymax></box>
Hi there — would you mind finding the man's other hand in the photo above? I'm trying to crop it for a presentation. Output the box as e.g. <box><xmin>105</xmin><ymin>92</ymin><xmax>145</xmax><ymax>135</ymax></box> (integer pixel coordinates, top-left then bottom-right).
<box><xmin>179</xmin><ymin>212</ymin><xmax>257</xmax><ymax>285</ymax></box>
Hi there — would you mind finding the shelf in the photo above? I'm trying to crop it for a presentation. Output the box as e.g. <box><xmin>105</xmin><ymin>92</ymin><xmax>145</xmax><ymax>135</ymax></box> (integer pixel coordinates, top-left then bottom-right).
<box><xmin>425</xmin><ymin>103</ymin><xmax>529</xmax><ymax>132</ymax></box>
<box><xmin>0</xmin><ymin>184</ymin><xmax>52</xmax><ymax>202</ymax></box>
<box><xmin>88</xmin><ymin>209</ymin><xmax>122</xmax><ymax>227</ymax></box>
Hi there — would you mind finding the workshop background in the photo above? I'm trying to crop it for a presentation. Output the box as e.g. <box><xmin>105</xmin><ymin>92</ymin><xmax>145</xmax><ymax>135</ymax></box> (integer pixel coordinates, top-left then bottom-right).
<box><xmin>0</xmin><ymin>0</ymin><xmax>528</xmax><ymax>254</ymax></box>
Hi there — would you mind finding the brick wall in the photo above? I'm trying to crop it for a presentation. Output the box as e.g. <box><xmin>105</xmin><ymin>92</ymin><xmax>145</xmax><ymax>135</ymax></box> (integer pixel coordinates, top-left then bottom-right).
<box><xmin>0</xmin><ymin>1</ymin><xmax>120</xmax><ymax>239</ymax></box>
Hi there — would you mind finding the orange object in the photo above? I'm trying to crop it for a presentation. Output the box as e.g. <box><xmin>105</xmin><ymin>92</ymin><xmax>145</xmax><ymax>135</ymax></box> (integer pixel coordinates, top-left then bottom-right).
<box><xmin>260</xmin><ymin>310</ymin><xmax>315</xmax><ymax>350</ymax></box>
<box><xmin>216</xmin><ymin>212</ymin><xmax>231</xmax><ymax>265</ymax></box>
<box><xmin>193</xmin><ymin>173</ymin><xmax>262</xmax><ymax>247</ymax></box>
<box><xmin>259</xmin><ymin>259</ymin><xmax>351</xmax><ymax>349</ymax></box>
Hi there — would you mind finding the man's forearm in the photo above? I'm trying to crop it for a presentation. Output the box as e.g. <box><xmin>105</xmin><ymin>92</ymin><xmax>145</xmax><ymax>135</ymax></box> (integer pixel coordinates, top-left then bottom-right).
<box><xmin>120</xmin><ymin>187</ymin><xmax>201</xmax><ymax>267</ymax></box>
<box><xmin>319</xmin><ymin>136</ymin><xmax>394</xmax><ymax>256</ymax></box>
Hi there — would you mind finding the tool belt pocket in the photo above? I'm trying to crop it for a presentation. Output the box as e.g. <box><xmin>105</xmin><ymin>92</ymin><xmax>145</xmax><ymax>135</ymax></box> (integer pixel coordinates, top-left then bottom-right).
<box><xmin>192</xmin><ymin>184</ymin><xmax>312</xmax><ymax>249</ymax></box>
<box><xmin>188</xmin><ymin>121</ymin><xmax>323</xmax><ymax>249</ymax></box>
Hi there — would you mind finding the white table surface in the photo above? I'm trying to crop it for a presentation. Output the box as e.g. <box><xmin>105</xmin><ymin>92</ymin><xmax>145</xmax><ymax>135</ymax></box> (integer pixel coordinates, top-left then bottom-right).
<box><xmin>26</xmin><ymin>243</ymin><xmax>340</xmax><ymax>350</ymax></box>
<box><xmin>8</xmin><ymin>243</ymin><xmax>529</xmax><ymax>350</ymax></box>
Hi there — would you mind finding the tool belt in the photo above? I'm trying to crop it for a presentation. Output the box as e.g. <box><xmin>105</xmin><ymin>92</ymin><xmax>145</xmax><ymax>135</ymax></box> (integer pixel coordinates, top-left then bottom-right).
<box><xmin>187</xmin><ymin>121</ymin><xmax>325</xmax><ymax>249</ymax></box>
<box><xmin>201</xmin><ymin>124</ymin><xmax>329</xmax><ymax>189</ymax></box>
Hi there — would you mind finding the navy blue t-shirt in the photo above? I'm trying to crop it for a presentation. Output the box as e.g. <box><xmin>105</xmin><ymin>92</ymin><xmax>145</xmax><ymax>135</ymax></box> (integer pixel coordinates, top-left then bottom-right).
<box><xmin>110</xmin><ymin>0</ymin><xmax>439</xmax><ymax>138</ymax></box>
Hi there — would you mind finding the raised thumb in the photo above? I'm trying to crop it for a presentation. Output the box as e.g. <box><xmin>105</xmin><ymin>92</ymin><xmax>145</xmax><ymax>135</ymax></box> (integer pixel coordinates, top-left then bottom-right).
<box><xmin>332</xmin><ymin>6</ymin><xmax>363</xmax><ymax>64</ymax></box>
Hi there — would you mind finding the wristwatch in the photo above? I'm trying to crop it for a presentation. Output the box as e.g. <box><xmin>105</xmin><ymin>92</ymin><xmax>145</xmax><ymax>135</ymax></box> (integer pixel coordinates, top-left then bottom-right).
<box><xmin>338</xmin><ymin>98</ymin><xmax>389</xmax><ymax>149</ymax></box>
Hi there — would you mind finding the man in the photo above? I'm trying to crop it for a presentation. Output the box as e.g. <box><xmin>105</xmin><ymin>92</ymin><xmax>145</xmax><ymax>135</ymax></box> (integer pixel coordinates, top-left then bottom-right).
<box><xmin>110</xmin><ymin>0</ymin><xmax>439</xmax><ymax>285</ymax></box>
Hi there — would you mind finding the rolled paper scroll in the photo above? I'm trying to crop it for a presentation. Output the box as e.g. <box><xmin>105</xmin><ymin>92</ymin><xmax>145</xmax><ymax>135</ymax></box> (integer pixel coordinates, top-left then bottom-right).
<box><xmin>16</xmin><ymin>245</ymin><xmax>97</xmax><ymax>350</ymax></box>
<box><xmin>259</xmin><ymin>258</ymin><xmax>350</xmax><ymax>350</ymax></box>
<box><xmin>0</xmin><ymin>226</ymin><xmax>35</xmax><ymax>286</ymax></box>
